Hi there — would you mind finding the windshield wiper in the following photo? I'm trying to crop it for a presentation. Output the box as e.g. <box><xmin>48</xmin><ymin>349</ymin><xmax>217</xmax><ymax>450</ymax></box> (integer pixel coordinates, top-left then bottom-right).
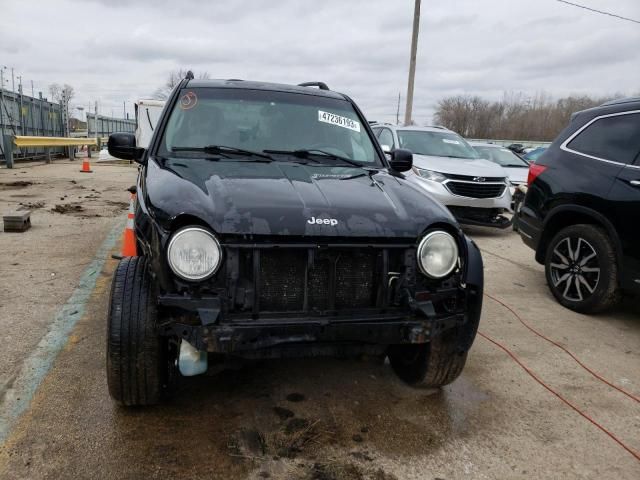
<box><xmin>262</xmin><ymin>149</ymin><xmax>323</xmax><ymax>165</ymax></box>
<box><xmin>170</xmin><ymin>146</ymin><xmax>230</xmax><ymax>159</ymax></box>
<box><xmin>171</xmin><ymin>145</ymin><xmax>273</xmax><ymax>162</ymax></box>
<box><xmin>264</xmin><ymin>148</ymin><xmax>377</xmax><ymax>171</ymax></box>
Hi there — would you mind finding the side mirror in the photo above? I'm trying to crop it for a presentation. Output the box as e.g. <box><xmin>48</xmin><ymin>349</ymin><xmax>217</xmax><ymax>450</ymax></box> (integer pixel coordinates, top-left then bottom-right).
<box><xmin>108</xmin><ymin>132</ymin><xmax>145</xmax><ymax>163</ymax></box>
<box><xmin>380</xmin><ymin>144</ymin><xmax>392</xmax><ymax>154</ymax></box>
<box><xmin>388</xmin><ymin>148</ymin><xmax>412</xmax><ymax>172</ymax></box>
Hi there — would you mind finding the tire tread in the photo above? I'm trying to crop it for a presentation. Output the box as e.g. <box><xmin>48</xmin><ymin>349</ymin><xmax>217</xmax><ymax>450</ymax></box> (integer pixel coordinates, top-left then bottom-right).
<box><xmin>107</xmin><ymin>257</ymin><xmax>162</xmax><ymax>406</ymax></box>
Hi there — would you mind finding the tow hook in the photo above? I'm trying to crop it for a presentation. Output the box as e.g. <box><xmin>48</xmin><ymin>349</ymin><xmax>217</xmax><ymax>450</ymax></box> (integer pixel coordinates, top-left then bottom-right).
<box><xmin>178</xmin><ymin>339</ymin><xmax>208</xmax><ymax>376</ymax></box>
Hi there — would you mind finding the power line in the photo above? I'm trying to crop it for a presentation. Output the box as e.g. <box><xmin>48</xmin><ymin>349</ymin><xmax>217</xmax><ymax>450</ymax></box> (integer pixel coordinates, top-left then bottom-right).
<box><xmin>556</xmin><ymin>0</ymin><xmax>640</xmax><ymax>25</ymax></box>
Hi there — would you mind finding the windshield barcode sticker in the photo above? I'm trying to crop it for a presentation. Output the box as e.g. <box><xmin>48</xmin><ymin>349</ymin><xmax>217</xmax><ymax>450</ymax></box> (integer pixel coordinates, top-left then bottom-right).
<box><xmin>442</xmin><ymin>139</ymin><xmax>461</xmax><ymax>145</ymax></box>
<box><xmin>318</xmin><ymin>111</ymin><xmax>361</xmax><ymax>132</ymax></box>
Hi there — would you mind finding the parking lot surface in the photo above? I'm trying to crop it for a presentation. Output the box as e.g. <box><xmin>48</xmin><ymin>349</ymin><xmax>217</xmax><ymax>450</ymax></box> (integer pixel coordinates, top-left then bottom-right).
<box><xmin>0</xmin><ymin>162</ymin><xmax>638</xmax><ymax>479</ymax></box>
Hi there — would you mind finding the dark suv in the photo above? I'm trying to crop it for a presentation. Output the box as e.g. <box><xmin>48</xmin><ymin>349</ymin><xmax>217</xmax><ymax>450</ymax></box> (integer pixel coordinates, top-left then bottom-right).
<box><xmin>106</xmin><ymin>75</ymin><xmax>483</xmax><ymax>406</ymax></box>
<box><xmin>518</xmin><ymin>97</ymin><xmax>640</xmax><ymax>313</ymax></box>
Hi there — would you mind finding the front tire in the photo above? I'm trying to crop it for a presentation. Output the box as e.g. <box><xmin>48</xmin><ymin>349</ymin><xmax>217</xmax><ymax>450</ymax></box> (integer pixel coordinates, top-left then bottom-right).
<box><xmin>388</xmin><ymin>332</ymin><xmax>468</xmax><ymax>388</ymax></box>
<box><xmin>544</xmin><ymin>224</ymin><xmax>621</xmax><ymax>313</ymax></box>
<box><xmin>107</xmin><ymin>256</ymin><xmax>167</xmax><ymax>406</ymax></box>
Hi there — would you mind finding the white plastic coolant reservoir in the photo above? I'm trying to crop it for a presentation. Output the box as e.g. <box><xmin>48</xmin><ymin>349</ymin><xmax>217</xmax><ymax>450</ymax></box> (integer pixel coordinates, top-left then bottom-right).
<box><xmin>178</xmin><ymin>340</ymin><xmax>208</xmax><ymax>376</ymax></box>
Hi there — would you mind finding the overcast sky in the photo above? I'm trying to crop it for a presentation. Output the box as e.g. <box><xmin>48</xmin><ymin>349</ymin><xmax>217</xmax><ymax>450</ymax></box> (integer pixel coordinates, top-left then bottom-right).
<box><xmin>1</xmin><ymin>0</ymin><xmax>638</xmax><ymax>123</ymax></box>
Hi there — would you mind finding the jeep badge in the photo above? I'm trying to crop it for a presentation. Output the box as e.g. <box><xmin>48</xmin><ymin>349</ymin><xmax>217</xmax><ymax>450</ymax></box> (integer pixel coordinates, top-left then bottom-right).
<box><xmin>308</xmin><ymin>216</ymin><xmax>338</xmax><ymax>226</ymax></box>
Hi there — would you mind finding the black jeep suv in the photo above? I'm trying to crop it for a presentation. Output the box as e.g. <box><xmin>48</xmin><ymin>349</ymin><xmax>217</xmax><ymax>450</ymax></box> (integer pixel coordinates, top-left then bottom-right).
<box><xmin>107</xmin><ymin>75</ymin><xmax>483</xmax><ymax>406</ymax></box>
<box><xmin>518</xmin><ymin>97</ymin><xmax>640</xmax><ymax>313</ymax></box>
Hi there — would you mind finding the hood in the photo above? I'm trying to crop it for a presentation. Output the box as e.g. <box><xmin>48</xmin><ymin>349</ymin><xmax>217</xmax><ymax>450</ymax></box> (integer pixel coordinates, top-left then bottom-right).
<box><xmin>413</xmin><ymin>154</ymin><xmax>507</xmax><ymax>178</ymax></box>
<box><xmin>143</xmin><ymin>158</ymin><xmax>456</xmax><ymax>238</ymax></box>
<box><xmin>501</xmin><ymin>166</ymin><xmax>529</xmax><ymax>184</ymax></box>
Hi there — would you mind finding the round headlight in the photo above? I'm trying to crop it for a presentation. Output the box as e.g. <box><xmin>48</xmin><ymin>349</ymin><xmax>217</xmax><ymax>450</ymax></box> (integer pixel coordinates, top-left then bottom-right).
<box><xmin>417</xmin><ymin>231</ymin><xmax>459</xmax><ymax>279</ymax></box>
<box><xmin>167</xmin><ymin>227</ymin><xmax>222</xmax><ymax>281</ymax></box>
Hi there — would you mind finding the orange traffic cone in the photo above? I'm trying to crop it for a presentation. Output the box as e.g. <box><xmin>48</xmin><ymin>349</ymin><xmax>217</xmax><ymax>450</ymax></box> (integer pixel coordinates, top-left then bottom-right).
<box><xmin>121</xmin><ymin>189</ymin><xmax>138</xmax><ymax>256</ymax></box>
<box><xmin>80</xmin><ymin>147</ymin><xmax>93</xmax><ymax>173</ymax></box>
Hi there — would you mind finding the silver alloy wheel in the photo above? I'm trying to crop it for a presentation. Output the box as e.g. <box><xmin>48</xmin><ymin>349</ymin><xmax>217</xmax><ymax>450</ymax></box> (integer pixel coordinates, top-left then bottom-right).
<box><xmin>549</xmin><ymin>237</ymin><xmax>601</xmax><ymax>302</ymax></box>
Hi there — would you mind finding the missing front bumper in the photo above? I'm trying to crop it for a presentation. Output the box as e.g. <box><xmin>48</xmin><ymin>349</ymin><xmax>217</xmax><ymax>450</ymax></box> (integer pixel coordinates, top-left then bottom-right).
<box><xmin>160</xmin><ymin>314</ymin><xmax>466</xmax><ymax>354</ymax></box>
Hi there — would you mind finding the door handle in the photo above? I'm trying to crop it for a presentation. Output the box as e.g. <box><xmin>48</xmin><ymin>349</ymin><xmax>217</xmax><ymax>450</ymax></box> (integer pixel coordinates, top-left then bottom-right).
<box><xmin>631</xmin><ymin>180</ymin><xmax>640</xmax><ymax>186</ymax></box>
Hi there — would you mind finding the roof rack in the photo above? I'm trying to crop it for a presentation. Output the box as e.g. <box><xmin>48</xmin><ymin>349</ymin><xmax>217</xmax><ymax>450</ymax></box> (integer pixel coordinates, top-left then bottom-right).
<box><xmin>298</xmin><ymin>82</ymin><xmax>330</xmax><ymax>91</ymax></box>
<box><xmin>185</xmin><ymin>70</ymin><xmax>194</xmax><ymax>80</ymax></box>
<box><xmin>599</xmin><ymin>96</ymin><xmax>640</xmax><ymax>107</ymax></box>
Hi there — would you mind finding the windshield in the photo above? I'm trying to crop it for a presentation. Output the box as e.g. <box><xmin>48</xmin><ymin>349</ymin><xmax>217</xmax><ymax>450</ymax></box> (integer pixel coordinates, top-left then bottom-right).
<box><xmin>157</xmin><ymin>88</ymin><xmax>381</xmax><ymax>165</ymax></box>
<box><xmin>397</xmin><ymin>130</ymin><xmax>479</xmax><ymax>159</ymax></box>
<box><xmin>524</xmin><ymin>147</ymin><xmax>547</xmax><ymax>162</ymax></box>
<box><xmin>473</xmin><ymin>146</ymin><xmax>530</xmax><ymax>167</ymax></box>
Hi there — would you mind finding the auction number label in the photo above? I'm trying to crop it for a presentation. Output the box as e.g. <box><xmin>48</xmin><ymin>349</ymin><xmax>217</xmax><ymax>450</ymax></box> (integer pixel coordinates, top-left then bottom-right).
<box><xmin>318</xmin><ymin>110</ymin><xmax>361</xmax><ymax>132</ymax></box>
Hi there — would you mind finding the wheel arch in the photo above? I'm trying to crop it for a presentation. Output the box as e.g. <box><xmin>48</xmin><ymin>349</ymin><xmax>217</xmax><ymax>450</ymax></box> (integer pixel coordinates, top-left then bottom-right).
<box><xmin>537</xmin><ymin>205</ymin><xmax>622</xmax><ymax>267</ymax></box>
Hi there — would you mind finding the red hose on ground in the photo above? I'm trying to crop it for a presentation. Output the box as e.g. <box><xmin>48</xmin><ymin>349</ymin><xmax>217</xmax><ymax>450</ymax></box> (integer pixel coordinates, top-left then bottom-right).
<box><xmin>485</xmin><ymin>293</ymin><xmax>640</xmax><ymax>404</ymax></box>
<box><xmin>477</xmin><ymin>331</ymin><xmax>640</xmax><ymax>462</ymax></box>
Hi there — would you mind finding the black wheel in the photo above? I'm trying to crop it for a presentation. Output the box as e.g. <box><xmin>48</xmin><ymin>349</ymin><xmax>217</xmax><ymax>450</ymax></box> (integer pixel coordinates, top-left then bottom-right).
<box><xmin>107</xmin><ymin>256</ymin><xmax>169</xmax><ymax>406</ymax></box>
<box><xmin>544</xmin><ymin>224</ymin><xmax>621</xmax><ymax>313</ymax></box>
<box><xmin>388</xmin><ymin>332</ymin><xmax>468</xmax><ymax>388</ymax></box>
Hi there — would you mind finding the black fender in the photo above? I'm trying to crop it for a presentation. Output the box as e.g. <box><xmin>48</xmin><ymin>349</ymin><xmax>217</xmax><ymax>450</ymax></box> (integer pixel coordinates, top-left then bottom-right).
<box><xmin>464</xmin><ymin>235</ymin><xmax>483</xmax><ymax>288</ymax></box>
<box><xmin>460</xmin><ymin>235</ymin><xmax>483</xmax><ymax>352</ymax></box>
<box><xmin>134</xmin><ymin>176</ymin><xmax>175</xmax><ymax>292</ymax></box>
<box><xmin>537</xmin><ymin>204</ymin><xmax>623</xmax><ymax>266</ymax></box>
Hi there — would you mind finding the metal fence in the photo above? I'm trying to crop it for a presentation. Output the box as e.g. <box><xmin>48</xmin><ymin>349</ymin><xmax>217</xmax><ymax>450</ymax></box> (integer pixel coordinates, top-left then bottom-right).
<box><xmin>86</xmin><ymin>113</ymin><xmax>135</xmax><ymax>138</ymax></box>
<box><xmin>0</xmin><ymin>90</ymin><xmax>66</xmax><ymax>161</ymax></box>
<box><xmin>0</xmin><ymin>88</ymin><xmax>136</xmax><ymax>164</ymax></box>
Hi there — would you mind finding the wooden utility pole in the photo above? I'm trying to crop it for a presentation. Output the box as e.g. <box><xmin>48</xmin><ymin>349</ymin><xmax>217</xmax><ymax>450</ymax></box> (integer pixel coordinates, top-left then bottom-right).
<box><xmin>404</xmin><ymin>0</ymin><xmax>421</xmax><ymax>126</ymax></box>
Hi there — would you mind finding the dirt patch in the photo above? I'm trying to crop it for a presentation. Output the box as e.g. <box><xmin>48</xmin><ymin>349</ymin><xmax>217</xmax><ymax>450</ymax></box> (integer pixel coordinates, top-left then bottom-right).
<box><xmin>268</xmin><ymin>419</ymin><xmax>328</xmax><ymax>458</ymax></box>
<box><xmin>102</xmin><ymin>200</ymin><xmax>129</xmax><ymax>209</ymax></box>
<box><xmin>18</xmin><ymin>201</ymin><xmax>45</xmax><ymax>210</ymax></box>
<box><xmin>228</xmin><ymin>418</ymin><xmax>330</xmax><ymax>461</ymax></box>
<box><xmin>273</xmin><ymin>406</ymin><xmax>294</xmax><ymax>421</ymax></box>
<box><xmin>305</xmin><ymin>461</ymin><xmax>365</xmax><ymax>480</ymax></box>
<box><xmin>0</xmin><ymin>181</ymin><xmax>33</xmax><ymax>189</ymax></box>
<box><xmin>51</xmin><ymin>203</ymin><xmax>84</xmax><ymax>214</ymax></box>
<box><xmin>286</xmin><ymin>392</ymin><xmax>306</xmax><ymax>403</ymax></box>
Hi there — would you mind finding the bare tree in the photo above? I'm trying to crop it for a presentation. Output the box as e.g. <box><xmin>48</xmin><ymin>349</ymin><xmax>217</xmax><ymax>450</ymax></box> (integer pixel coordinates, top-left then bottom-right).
<box><xmin>48</xmin><ymin>83</ymin><xmax>75</xmax><ymax>103</ymax></box>
<box><xmin>48</xmin><ymin>83</ymin><xmax>61</xmax><ymax>102</ymax></box>
<box><xmin>152</xmin><ymin>69</ymin><xmax>211</xmax><ymax>100</ymax></box>
<box><xmin>433</xmin><ymin>91</ymin><xmax>619</xmax><ymax>141</ymax></box>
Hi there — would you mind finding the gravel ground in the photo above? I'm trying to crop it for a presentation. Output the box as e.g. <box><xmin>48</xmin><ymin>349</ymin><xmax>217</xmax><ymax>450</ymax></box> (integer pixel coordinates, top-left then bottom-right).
<box><xmin>0</xmin><ymin>161</ymin><xmax>638</xmax><ymax>479</ymax></box>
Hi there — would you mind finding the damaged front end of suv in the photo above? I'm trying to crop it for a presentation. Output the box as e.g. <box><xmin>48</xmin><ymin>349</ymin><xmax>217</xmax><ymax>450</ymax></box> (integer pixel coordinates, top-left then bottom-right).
<box><xmin>106</xmin><ymin>76</ymin><xmax>483</xmax><ymax>406</ymax></box>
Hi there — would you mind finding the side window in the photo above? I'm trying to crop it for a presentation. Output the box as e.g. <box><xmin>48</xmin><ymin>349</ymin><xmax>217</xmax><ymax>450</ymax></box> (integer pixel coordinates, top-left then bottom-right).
<box><xmin>567</xmin><ymin>112</ymin><xmax>640</xmax><ymax>164</ymax></box>
<box><xmin>371</xmin><ymin>127</ymin><xmax>382</xmax><ymax>138</ymax></box>
<box><xmin>378</xmin><ymin>129</ymin><xmax>395</xmax><ymax>149</ymax></box>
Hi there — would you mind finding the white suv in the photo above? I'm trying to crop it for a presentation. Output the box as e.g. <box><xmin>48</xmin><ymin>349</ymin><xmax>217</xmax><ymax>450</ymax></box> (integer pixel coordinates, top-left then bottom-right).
<box><xmin>371</xmin><ymin>124</ymin><xmax>512</xmax><ymax>228</ymax></box>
